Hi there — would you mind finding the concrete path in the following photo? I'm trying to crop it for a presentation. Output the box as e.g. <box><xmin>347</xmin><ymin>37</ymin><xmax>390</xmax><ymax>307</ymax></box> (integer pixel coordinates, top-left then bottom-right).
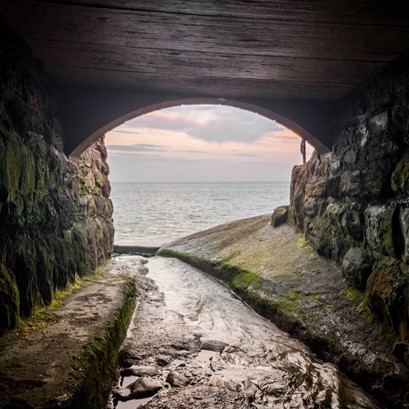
<box><xmin>0</xmin><ymin>261</ymin><xmax>139</xmax><ymax>409</ymax></box>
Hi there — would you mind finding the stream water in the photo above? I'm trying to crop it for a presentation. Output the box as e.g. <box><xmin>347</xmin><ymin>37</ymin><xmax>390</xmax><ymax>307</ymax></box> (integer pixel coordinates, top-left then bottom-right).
<box><xmin>108</xmin><ymin>255</ymin><xmax>383</xmax><ymax>409</ymax></box>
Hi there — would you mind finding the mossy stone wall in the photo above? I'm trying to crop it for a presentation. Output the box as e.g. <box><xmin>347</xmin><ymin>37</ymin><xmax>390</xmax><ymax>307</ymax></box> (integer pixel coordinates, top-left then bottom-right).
<box><xmin>289</xmin><ymin>57</ymin><xmax>409</xmax><ymax>349</ymax></box>
<box><xmin>0</xmin><ymin>25</ymin><xmax>113</xmax><ymax>333</ymax></box>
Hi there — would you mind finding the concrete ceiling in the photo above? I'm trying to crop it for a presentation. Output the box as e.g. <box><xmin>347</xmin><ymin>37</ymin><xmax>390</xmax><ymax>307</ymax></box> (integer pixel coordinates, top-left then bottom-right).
<box><xmin>1</xmin><ymin>0</ymin><xmax>409</xmax><ymax>101</ymax></box>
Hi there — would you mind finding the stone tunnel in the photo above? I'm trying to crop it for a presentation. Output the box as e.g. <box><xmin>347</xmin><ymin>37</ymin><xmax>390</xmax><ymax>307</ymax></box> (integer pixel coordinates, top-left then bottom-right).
<box><xmin>2</xmin><ymin>0</ymin><xmax>409</xmax><ymax>406</ymax></box>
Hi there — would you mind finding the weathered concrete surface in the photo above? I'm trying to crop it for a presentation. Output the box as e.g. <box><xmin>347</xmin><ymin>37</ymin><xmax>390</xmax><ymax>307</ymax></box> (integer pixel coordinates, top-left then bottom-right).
<box><xmin>0</xmin><ymin>261</ymin><xmax>137</xmax><ymax>409</ymax></box>
<box><xmin>113</xmin><ymin>245</ymin><xmax>160</xmax><ymax>257</ymax></box>
<box><xmin>160</xmin><ymin>215</ymin><xmax>409</xmax><ymax>408</ymax></box>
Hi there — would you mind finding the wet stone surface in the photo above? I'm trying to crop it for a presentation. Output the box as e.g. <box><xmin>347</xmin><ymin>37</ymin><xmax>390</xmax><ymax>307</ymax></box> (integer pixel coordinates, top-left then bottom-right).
<box><xmin>107</xmin><ymin>255</ymin><xmax>383</xmax><ymax>409</ymax></box>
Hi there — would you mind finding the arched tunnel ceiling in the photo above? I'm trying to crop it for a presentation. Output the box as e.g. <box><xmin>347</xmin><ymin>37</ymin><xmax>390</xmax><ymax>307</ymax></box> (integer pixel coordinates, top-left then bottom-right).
<box><xmin>2</xmin><ymin>0</ymin><xmax>409</xmax><ymax>101</ymax></box>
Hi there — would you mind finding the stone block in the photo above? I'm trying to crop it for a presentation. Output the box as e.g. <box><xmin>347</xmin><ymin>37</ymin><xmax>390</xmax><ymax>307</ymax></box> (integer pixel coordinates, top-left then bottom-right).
<box><xmin>400</xmin><ymin>208</ymin><xmax>409</xmax><ymax>263</ymax></box>
<box><xmin>367</xmin><ymin>259</ymin><xmax>409</xmax><ymax>335</ymax></box>
<box><xmin>342</xmin><ymin>247</ymin><xmax>372</xmax><ymax>290</ymax></box>
<box><xmin>365</xmin><ymin>205</ymin><xmax>396</xmax><ymax>259</ymax></box>
<box><xmin>392</xmin><ymin>151</ymin><xmax>409</xmax><ymax>195</ymax></box>
<box><xmin>340</xmin><ymin>170</ymin><xmax>361</xmax><ymax>197</ymax></box>
<box><xmin>341</xmin><ymin>203</ymin><xmax>364</xmax><ymax>240</ymax></box>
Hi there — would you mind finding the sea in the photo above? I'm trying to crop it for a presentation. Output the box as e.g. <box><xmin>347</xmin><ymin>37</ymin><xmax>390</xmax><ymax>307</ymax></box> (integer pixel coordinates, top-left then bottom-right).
<box><xmin>111</xmin><ymin>182</ymin><xmax>291</xmax><ymax>246</ymax></box>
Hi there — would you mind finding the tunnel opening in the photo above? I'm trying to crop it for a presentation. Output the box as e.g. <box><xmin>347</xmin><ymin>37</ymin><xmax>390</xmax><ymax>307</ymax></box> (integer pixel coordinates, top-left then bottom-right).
<box><xmin>100</xmin><ymin>103</ymin><xmax>313</xmax><ymax>247</ymax></box>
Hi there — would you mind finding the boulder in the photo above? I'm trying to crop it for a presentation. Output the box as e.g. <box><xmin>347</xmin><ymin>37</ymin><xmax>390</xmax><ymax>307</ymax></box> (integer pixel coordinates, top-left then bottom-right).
<box><xmin>128</xmin><ymin>377</ymin><xmax>163</xmax><ymax>399</ymax></box>
<box><xmin>271</xmin><ymin>205</ymin><xmax>288</xmax><ymax>228</ymax></box>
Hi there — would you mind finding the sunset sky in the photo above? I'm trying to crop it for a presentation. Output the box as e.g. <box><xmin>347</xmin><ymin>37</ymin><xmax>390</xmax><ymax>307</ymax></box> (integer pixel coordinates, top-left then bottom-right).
<box><xmin>105</xmin><ymin>105</ymin><xmax>311</xmax><ymax>182</ymax></box>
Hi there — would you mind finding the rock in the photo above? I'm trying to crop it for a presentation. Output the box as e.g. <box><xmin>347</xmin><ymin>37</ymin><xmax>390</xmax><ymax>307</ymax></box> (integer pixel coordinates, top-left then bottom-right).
<box><xmin>340</xmin><ymin>204</ymin><xmax>364</xmax><ymax>240</ymax></box>
<box><xmin>201</xmin><ymin>340</ymin><xmax>228</xmax><ymax>352</ymax></box>
<box><xmin>364</xmin><ymin>205</ymin><xmax>396</xmax><ymax>259</ymax></box>
<box><xmin>392</xmin><ymin>151</ymin><xmax>409</xmax><ymax>195</ymax></box>
<box><xmin>326</xmin><ymin>175</ymin><xmax>341</xmax><ymax>197</ymax></box>
<box><xmin>157</xmin><ymin>355</ymin><xmax>171</xmax><ymax>366</ymax></box>
<box><xmin>113</xmin><ymin>388</ymin><xmax>131</xmax><ymax>401</ymax></box>
<box><xmin>128</xmin><ymin>377</ymin><xmax>163</xmax><ymax>399</ymax></box>
<box><xmin>392</xmin><ymin>342</ymin><xmax>409</xmax><ymax>365</ymax></box>
<box><xmin>1</xmin><ymin>399</ymin><xmax>34</xmax><ymax>409</ymax></box>
<box><xmin>367</xmin><ymin>111</ymin><xmax>388</xmax><ymax>134</ymax></box>
<box><xmin>400</xmin><ymin>208</ymin><xmax>409</xmax><ymax>263</ymax></box>
<box><xmin>342</xmin><ymin>248</ymin><xmax>372</xmax><ymax>290</ymax></box>
<box><xmin>343</xmin><ymin>149</ymin><xmax>357</xmax><ymax>164</ymax></box>
<box><xmin>289</xmin><ymin>163</ymin><xmax>308</xmax><ymax>229</ymax></box>
<box><xmin>120</xmin><ymin>365</ymin><xmax>158</xmax><ymax>377</ymax></box>
<box><xmin>340</xmin><ymin>170</ymin><xmax>361</xmax><ymax>196</ymax></box>
<box><xmin>366</xmin><ymin>259</ymin><xmax>409</xmax><ymax>333</ymax></box>
<box><xmin>271</xmin><ymin>205</ymin><xmax>288</xmax><ymax>228</ymax></box>
<box><xmin>166</xmin><ymin>370</ymin><xmax>188</xmax><ymax>387</ymax></box>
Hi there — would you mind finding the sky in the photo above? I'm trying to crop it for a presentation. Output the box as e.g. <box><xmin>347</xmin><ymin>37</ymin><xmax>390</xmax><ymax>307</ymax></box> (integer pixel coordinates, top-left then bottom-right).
<box><xmin>105</xmin><ymin>104</ymin><xmax>311</xmax><ymax>182</ymax></box>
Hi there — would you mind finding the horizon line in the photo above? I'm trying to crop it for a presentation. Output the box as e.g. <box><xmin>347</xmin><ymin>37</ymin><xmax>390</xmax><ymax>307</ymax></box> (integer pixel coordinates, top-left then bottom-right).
<box><xmin>109</xmin><ymin>180</ymin><xmax>291</xmax><ymax>184</ymax></box>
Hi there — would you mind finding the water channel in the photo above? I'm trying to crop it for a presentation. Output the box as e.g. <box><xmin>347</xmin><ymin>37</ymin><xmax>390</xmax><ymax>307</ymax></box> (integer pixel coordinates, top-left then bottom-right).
<box><xmin>107</xmin><ymin>255</ymin><xmax>383</xmax><ymax>409</ymax></box>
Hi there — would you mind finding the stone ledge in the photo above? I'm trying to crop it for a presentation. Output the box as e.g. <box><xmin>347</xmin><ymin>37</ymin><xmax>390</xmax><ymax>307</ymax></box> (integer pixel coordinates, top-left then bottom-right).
<box><xmin>159</xmin><ymin>214</ymin><xmax>409</xmax><ymax>409</ymax></box>
<box><xmin>0</xmin><ymin>266</ymin><xmax>136</xmax><ymax>409</ymax></box>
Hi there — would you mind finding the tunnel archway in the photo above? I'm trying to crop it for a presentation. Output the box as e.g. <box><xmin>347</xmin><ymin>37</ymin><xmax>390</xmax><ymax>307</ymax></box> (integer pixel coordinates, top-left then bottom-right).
<box><xmin>69</xmin><ymin>96</ymin><xmax>329</xmax><ymax>157</ymax></box>
<box><xmin>103</xmin><ymin>102</ymin><xmax>309</xmax><ymax>246</ymax></box>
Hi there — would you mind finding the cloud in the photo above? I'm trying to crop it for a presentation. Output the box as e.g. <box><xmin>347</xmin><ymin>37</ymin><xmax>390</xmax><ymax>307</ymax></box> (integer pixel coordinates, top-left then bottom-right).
<box><xmin>107</xmin><ymin>144</ymin><xmax>166</xmax><ymax>152</ymax></box>
<box><xmin>122</xmin><ymin>105</ymin><xmax>286</xmax><ymax>143</ymax></box>
<box><xmin>104</xmin><ymin>104</ymin><xmax>309</xmax><ymax>182</ymax></box>
<box><xmin>232</xmin><ymin>153</ymin><xmax>257</xmax><ymax>157</ymax></box>
<box><xmin>112</xmin><ymin>152</ymin><xmax>161</xmax><ymax>158</ymax></box>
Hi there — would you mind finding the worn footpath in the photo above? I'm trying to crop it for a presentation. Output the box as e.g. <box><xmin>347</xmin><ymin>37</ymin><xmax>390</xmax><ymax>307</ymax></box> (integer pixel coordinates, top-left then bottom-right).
<box><xmin>0</xmin><ymin>263</ymin><xmax>136</xmax><ymax>409</ymax></box>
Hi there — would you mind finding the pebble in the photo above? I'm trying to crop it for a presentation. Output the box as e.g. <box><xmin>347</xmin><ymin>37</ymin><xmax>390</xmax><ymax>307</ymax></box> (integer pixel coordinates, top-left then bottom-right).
<box><xmin>166</xmin><ymin>370</ymin><xmax>188</xmax><ymax>387</ymax></box>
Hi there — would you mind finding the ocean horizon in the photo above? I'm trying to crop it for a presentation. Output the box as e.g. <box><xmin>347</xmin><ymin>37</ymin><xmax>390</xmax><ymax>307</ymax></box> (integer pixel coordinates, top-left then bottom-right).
<box><xmin>111</xmin><ymin>181</ymin><xmax>291</xmax><ymax>246</ymax></box>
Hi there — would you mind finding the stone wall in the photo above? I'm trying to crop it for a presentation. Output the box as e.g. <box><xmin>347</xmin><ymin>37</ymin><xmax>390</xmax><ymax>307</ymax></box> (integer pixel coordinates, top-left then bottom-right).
<box><xmin>289</xmin><ymin>57</ymin><xmax>409</xmax><ymax>349</ymax></box>
<box><xmin>0</xmin><ymin>25</ymin><xmax>113</xmax><ymax>332</ymax></box>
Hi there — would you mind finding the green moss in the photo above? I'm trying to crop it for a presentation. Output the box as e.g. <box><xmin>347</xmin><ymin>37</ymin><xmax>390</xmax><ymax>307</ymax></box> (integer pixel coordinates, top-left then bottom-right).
<box><xmin>339</xmin><ymin>285</ymin><xmax>364</xmax><ymax>301</ymax></box>
<box><xmin>159</xmin><ymin>249</ymin><xmax>306</xmax><ymax>327</ymax></box>
<box><xmin>0</xmin><ymin>257</ymin><xmax>20</xmax><ymax>333</ymax></box>
<box><xmin>391</xmin><ymin>151</ymin><xmax>409</xmax><ymax>194</ymax></box>
<box><xmin>221</xmin><ymin>251</ymin><xmax>241</xmax><ymax>264</ymax></box>
<box><xmin>297</xmin><ymin>235</ymin><xmax>311</xmax><ymax>249</ymax></box>
<box><xmin>0</xmin><ymin>270</ymin><xmax>101</xmax><ymax>342</ymax></box>
<box><xmin>269</xmin><ymin>295</ymin><xmax>303</xmax><ymax>319</ymax></box>
<box><xmin>156</xmin><ymin>249</ymin><xmax>205</xmax><ymax>266</ymax></box>
<box><xmin>64</xmin><ymin>278</ymin><xmax>136</xmax><ymax>409</ymax></box>
<box><xmin>231</xmin><ymin>270</ymin><xmax>261</xmax><ymax>289</ymax></box>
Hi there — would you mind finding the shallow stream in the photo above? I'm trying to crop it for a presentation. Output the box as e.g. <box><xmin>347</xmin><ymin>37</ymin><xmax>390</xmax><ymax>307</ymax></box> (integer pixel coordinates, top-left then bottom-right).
<box><xmin>107</xmin><ymin>255</ymin><xmax>383</xmax><ymax>408</ymax></box>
